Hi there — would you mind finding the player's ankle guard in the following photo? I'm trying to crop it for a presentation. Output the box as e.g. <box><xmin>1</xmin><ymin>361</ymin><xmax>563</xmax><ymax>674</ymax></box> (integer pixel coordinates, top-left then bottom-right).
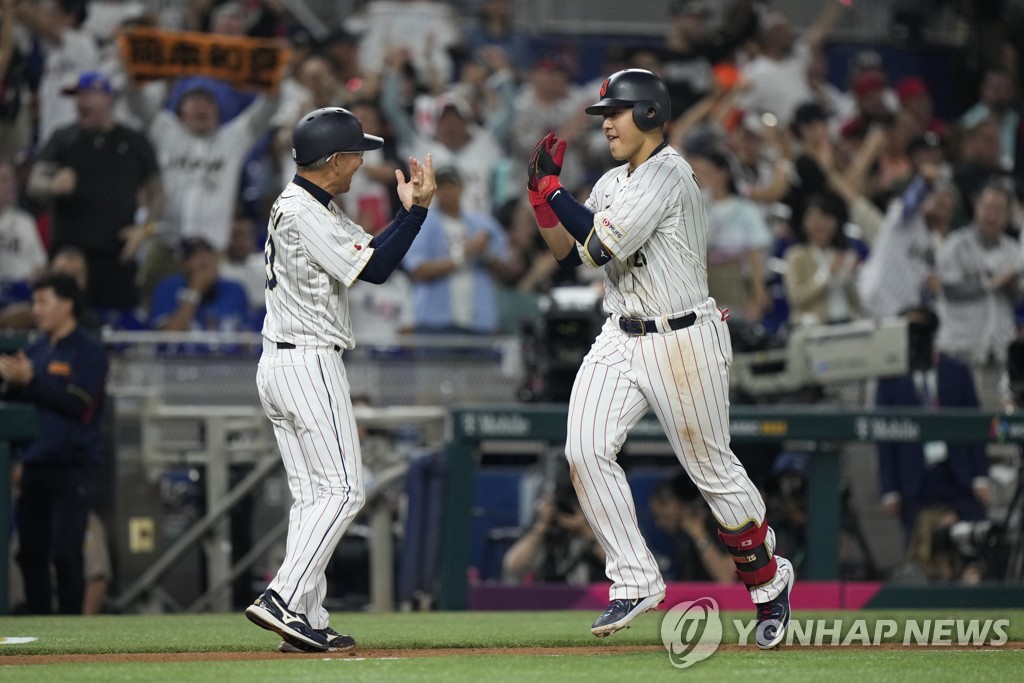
<box><xmin>718</xmin><ymin>520</ymin><xmax>778</xmax><ymax>588</ymax></box>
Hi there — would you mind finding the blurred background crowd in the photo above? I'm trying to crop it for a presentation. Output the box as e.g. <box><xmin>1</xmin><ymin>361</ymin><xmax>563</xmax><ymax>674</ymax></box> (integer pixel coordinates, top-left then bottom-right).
<box><xmin>5</xmin><ymin>0</ymin><xmax>1024</xmax><ymax>612</ymax></box>
<box><xmin>3</xmin><ymin>0</ymin><xmax>1024</xmax><ymax>369</ymax></box>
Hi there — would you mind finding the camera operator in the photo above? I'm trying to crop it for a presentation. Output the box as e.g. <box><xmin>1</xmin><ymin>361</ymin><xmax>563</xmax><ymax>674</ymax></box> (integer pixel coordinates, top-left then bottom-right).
<box><xmin>501</xmin><ymin>482</ymin><xmax>605</xmax><ymax>585</ymax></box>
<box><xmin>875</xmin><ymin>306</ymin><xmax>993</xmax><ymax>580</ymax></box>
<box><xmin>648</xmin><ymin>472</ymin><xmax>738</xmax><ymax>583</ymax></box>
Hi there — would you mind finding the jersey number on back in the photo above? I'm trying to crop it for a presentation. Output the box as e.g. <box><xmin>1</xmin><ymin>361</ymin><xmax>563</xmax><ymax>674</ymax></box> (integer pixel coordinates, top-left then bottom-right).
<box><xmin>265</xmin><ymin>235</ymin><xmax>278</xmax><ymax>290</ymax></box>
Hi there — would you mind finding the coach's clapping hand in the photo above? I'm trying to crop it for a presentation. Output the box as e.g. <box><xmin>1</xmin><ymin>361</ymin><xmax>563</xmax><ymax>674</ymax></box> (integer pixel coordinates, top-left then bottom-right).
<box><xmin>396</xmin><ymin>153</ymin><xmax>436</xmax><ymax>210</ymax></box>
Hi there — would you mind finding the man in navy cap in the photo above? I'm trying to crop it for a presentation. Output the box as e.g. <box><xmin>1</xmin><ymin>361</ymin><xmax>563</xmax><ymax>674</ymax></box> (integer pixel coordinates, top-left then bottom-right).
<box><xmin>27</xmin><ymin>70</ymin><xmax>163</xmax><ymax>314</ymax></box>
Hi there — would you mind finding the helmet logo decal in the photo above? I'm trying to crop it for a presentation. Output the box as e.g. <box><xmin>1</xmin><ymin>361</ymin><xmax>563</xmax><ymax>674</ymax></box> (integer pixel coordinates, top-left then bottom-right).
<box><xmin>599</xmin><ymin>78</ymin><xmax>610</xmax><ymax>98</ymax></box>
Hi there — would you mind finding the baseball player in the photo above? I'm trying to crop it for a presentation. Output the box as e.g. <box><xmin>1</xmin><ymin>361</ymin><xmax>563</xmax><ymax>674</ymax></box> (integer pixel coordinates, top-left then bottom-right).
<box><xmin>244</xmin><ymin>107</ymin><xmax>435</xmax><ymax>653</ymax></box>
<box><xmin>527</xmin><ymin>69</ymin><xmax>794</xmax><ymax>647</ymax></box>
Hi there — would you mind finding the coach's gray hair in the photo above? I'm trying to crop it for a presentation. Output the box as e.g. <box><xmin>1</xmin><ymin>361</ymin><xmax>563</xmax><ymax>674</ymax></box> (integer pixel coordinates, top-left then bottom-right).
<box><xmin>297</xmin><ymin>153</ymin><xmax>335</xmax><ymax>171</ymax></box>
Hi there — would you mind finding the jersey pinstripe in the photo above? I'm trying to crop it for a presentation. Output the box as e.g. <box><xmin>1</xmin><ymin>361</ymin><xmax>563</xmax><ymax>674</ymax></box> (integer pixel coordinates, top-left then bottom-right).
<box><xmin>262</xmin><ymin>182</ymin><xmax>375</xmax><ymax>350</ymax></box>
<box><xmin>559</xmin><ymin>142</ymin><xmax>790</xmax><ymax>612</ymax></box>
<box><xmin>583</xmin><ymin>146</ymin><xmax>709</xmax><ymax>318</ymax></box>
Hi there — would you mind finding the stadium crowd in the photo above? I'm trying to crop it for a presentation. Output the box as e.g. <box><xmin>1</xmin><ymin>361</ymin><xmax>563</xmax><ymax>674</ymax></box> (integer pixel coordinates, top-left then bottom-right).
<box><xmin>3</xmin><ymin>0</ymin><xmax>1024</xmax><ymax>607</ymax></box>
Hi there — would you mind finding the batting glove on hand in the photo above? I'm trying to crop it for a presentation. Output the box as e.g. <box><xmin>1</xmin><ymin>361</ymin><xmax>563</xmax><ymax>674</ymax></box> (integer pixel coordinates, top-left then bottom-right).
<box><xmin>536</xmin><ymin>133</ymin><xmax>569</xmax><ymax>197</ymax></box>
<box><xmin>528</xmin><ymin>187</ymin><xmax>559</xmax><ymax>229</ymax></box>
<box><xmin>527</xmin><ymin>135</ymin><xmax>547</xmax><ymax>191</ymax></box>
<box><xmin>530</xmin><ymin>133</ymin><xmax>567</xmax><ymax>196</ymax></box>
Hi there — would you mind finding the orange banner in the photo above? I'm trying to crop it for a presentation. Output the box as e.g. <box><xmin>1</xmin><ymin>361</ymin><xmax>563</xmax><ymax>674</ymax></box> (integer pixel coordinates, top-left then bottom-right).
<box><xmin>117</xmin><ymin>27</ymin><xmax>290</xmax><ymax>92</ymax></box>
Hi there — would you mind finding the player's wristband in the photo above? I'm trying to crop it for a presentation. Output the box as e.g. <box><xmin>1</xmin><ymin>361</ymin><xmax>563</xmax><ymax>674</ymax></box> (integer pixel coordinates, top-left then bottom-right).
<box><xmin>528</xmin><ymin>188</ymin><xmax>559</xmax><ymax>229</ymax></box>
<box><xmin>536</xmin><ymin>175</ymin><xmax>563</xmax><ymax>198</ymax></box>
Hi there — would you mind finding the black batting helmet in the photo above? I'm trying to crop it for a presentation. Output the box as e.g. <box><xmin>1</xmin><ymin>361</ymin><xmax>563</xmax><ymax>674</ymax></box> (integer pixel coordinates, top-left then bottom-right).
<box><xmin>585</xmin><ymin>69</ymin><xmax>671</xmax><ymax>131</ymax></box>
<box><xmin>292</xmin><ymin>107</ymin><xmax>383</xmax><ymax>166</ymax></box>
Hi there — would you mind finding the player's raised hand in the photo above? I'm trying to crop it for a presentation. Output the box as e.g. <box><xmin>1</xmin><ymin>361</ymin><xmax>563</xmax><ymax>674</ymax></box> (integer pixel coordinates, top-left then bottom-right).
<box><xmin>396</xmin><ymin>153</ymin><xmax>436</xmax><ymax>209</ymax></box>
<box><xmin>528</xmin><ymin>133</ymin><xmax>567</xmax><ymax>191</ymax></box>
<box><xmin>536</xmin><ymin>133</ymin><xmax>566</xmax><ymax>180</ymax></box>
<box><xmin>527</xmin><ymin>134</ymin><xmax>549</xmax><ymax>190</ymax></box>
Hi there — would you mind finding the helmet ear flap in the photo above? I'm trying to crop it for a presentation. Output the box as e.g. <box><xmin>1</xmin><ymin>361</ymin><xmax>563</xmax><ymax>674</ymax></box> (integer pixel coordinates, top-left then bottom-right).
<box><xmin>632</xmin><ymin>100</ymin><xmax>664</xmax><ymax>131</ymax></box>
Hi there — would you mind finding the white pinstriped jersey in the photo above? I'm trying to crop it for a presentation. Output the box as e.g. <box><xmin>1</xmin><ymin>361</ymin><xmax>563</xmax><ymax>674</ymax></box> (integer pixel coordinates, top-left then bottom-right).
<box><xmin>262</xmin><ymin>181</ymin><xmax>375</xmax><ymax>350</ymax></box>
<box><xmin>582</xmin><ymin>145</ymin><xmax>709</xmax><ymax>318</ymax></box>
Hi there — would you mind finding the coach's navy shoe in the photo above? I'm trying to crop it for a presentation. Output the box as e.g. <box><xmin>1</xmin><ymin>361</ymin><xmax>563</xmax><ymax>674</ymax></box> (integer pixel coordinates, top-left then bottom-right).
<box><xmin>245</xmin><ymin>589</ymin><xmax>329</xmax><ymax>652</ymax></box>
<box><xmin>755</xmin><ymin>557</ymin><xmax>795</xmax><ymax>649</ymax></box>
<box><xmin>278</xmin><ymin>627</ymin><xmax>357</xmax><ymax>653</ymax></box>
<box><xmin>591</xmin><ymin>592</ymin><xmax>665</xmax><ymax>638</ymax></box>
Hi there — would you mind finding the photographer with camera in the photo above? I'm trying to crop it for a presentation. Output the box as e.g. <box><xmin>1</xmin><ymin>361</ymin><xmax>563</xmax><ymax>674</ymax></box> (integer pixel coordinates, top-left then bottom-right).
<box><xmin>502</xmin><ymin>481</ymin><xmax>605</xmax><ymax>585</ymax></box>
<box><xmin>875</xmin><ymin>306</ymin><xmax>993</xmax><ymax>581</ymax></box>
<box><xmin>648</xmin><ymin>472</ymin><xmax>738</xmax><ymax>584</ymax></box>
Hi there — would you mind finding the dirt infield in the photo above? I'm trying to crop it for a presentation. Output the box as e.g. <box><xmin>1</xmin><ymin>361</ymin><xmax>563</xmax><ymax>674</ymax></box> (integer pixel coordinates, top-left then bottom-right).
<box><xmin>2</xmin><ymin>642</ymin><xmax>1023</xmax><ymax>666</ymax></box>
<box><xmin>0</xmin><ymin>645</ymin><xmax>663</xmax><ymax>665</ymax></box>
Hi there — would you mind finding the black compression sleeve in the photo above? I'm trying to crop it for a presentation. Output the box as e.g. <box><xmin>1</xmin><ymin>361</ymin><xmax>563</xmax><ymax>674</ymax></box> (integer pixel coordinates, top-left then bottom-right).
<box><xmin>545</xmin><ymin>186</ymin><xmax>594</xmax><ymax>244</ymax></box>
<box><xmin>357</xmin><ymin>205</ymin><xmax>428</xmax><ymax>284</ymax></box>
<box><xmin>556</xmin><ymin>248</ymin><xmax>582</xmax><ymax>269</ymax></box>
<box><xmin>368</xmin><ymin>208</ymin><xmax>406</xmax><ymax>247</ymax></box>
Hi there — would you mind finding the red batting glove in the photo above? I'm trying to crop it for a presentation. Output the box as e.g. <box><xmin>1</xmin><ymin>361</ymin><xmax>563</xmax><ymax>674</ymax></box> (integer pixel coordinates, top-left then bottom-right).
<box><xmin>529</xmin><ymin>188</ymin><xmax>559</xmax><ymax>229</ymax></box>
<box><xmin>536</xmin><ymin>174</ymin><xmax>563</xmax><ymax>199</ymax></box>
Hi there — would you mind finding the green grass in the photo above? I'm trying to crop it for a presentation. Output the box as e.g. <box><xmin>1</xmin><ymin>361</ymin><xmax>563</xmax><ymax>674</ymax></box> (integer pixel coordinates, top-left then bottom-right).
<box><xmin>1</xmin><ymin>610</ymin><xmax>1023</xmax><ymax>682</ymax></box>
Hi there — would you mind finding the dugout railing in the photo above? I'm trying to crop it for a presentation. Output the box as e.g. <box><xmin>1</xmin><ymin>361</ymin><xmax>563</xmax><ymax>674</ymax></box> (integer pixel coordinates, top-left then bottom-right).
<box><xmin>439</xmin><ymin>404</ymin><xmax>1024</xmax><ymax>611</ymax></box>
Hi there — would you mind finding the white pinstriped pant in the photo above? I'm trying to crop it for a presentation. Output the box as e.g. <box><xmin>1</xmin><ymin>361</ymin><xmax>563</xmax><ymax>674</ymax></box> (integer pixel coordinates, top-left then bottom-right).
<box><xmin>256</xmin><ymin>340</ymin><xmax>365</xmax><ymax>629</ymax></box>
<box><xmin>565</xmin><ymin>298</ymin><xmax>786</xmax><ymax>604</ymax></box>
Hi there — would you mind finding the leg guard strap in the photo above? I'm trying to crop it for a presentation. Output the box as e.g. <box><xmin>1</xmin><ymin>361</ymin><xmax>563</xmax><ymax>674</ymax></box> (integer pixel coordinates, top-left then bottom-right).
<box><xmin>718</xmin><ymin>521</ymin><xmax>778</xmax><ymax>588</ymax></box>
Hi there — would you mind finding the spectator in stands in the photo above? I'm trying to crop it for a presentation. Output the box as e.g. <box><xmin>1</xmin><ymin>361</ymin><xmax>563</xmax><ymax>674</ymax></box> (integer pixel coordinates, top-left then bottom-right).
<box><xmin>783</xmin><ymin>192</ymin><xmax>863</xmax><ymax>327</ymax></box>
<box><xmin>511</xmin><ymin>55</ymin><xmax>588</xmax><ymax>193</ymax></box>
<box><xmin>403</xmin><ymin>166</ymin><xmax>515</xmax><ymax>335</ymax></box>
<box><xmin>876</xmin><ymin>306</ymin><xmax>991</xmax><ymax>579</ymax></box>
<box><xmin>381</xmin><ymin>50</ymin><xmax>509</xmax><ymax>216</ymax></box>
<box><xmin>725</xmin><ymin>111</ymin><xmax>793</xmax><ymax>207</ymax></box>
<box><xmin>348</xmin><ymin>270</ymin><xmax>414</xmax><ymax>349</ymax></box>
<box><xmin>149</xmin><ymin>236</ymin><xmax>250</xmax><ymax>332</ymax></box>
<box><xmin>15</xmin><ymin>0</ymin><xmax>100</xmax><ymax>144</ymax></box>
<box><xmin>657</xmin><ymin>0</ymin><xmax>760</xmax><ymax>121</ymax></box>
<box><xmin>805</xmin><ymin>45</ymin><xmax>845</xmax><ymax>122</ymax></box>
<box><xmin>27</xmin><ymin>71</ymin><xmax>163</xmax><ymax>312</ymax></box>
<box><xmin>219</xmin><ymin>215</ymin><xmax>266</xmax><ymax>319</ymax></box>
<box><xmin>739</xmin><ymin>2</ymin><xmax>845</xmax><ymax>126</ymax></box>
<box><xmin>461</xmin><ymin>0</ymin><xmax>533</xmax><ymax>73</ymax></box>
<box><xmin>896</xmin><ymin>76</ymin><xmax>946</xmax><ymax>139</ymax></box>
<box><xmin>784</xmin><ymin>101</ymin><xmax>834</xmax><ymax>228</ymax></box>
<box><xmin>82</xmin><ymin>0</ymin><xmax>149</xmax><ymax>98</ymax></box>
<box><xmin>124</xmin><ymin>76</ymin><xmax>279</xmax><ymax>299</ymax></box>
<box><xmin>689</xmin><ymin>148</ymin><xmax>772</xmax><ymax>323</ymax></box>
<box><xmin>952</xmin><ymin>117</ymin><xmax>1009</xmax><ymax>220</ymax></box>
<box><xmin>962</xmin><ymin>68</ymin><xmax>1018</xmax><ymax>173</ymax></box>
<box><xmin>934</xmin><ymin>180</ymin><xmax>1024</xmax><ymax>410</ymax></box>
<box><xmin>294</xmin><ymin>54</ymin><xmax>352</xmax><ymax>111</ymax></box>
<box><xmin>0</xmin><ymin>274</ymin><xmax>107</xmax><ymax>614</ymax></box>
<box><xmin>648</xmin><ymin>471</ymin><xmax>736</xmax><ymax>583</ymax></box>
<box><xmin>321</xmin><ymin>26</ymin><xmax>364</xmax><ymax>91</ymax></box>
<box><xmin>0</xmin><ymin>245</ymin><xmax>113</xmax><ymax>331</ymax></box>
<box><xmin>843</xmin><ymin>69</ymin><xmax>896</xmax><ymax>134</ymax></box>
<box><xmin>0</xmin><ymin>160</ymin><xmax>46</xmax><ymax>308</ymax></box>
<box><xmin>189</xmin><ymin>0</ymin><xmax>286</xmax><ymax>39</ymax></box>
<box><xmin>0</xmin><ymin>0</ymin><xmax>32</xmax><ymax>160</ymax></box>
<box><xmin>338</xmin><ymin>100</ymin><xmax>402</xmax><ymax>235</ymax></box>
<box><xmin>449</xmin><ymin>45</ymin><xmax>517</xmax><ymax>149</ymax></box>
<box><xmin>859</xmin><ymin>150</ymin><xmax>958</xmax><ymax>319</ymax></box>
<box><xmin>502</xmin><ymin>479</ymin><xmax>605</xmax><ymax>585</ymax></box>
<box><xmin>357</xmin><ymin>0</ymin><xmax>461</xmax><ymax>99</ymax></box>
<box><xmin>49</xmin><ymin>245</ymin><xmax>131</xmax><ymax>331</ymax></box>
